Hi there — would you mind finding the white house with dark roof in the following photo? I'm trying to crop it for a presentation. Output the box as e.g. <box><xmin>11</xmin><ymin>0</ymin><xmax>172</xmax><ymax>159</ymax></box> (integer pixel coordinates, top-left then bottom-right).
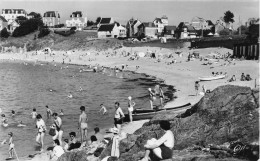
<box><xmin>191</xmin><ymin>16</ymin><xmax>214</xmax><ymax>30</ymax></box>
<box><xmin>97</xmin><ymin>17</ymin><xmax>114</xmax><ymax>28</ymax></box>
<box><xmin>1</xmin><ymin>9</ymin><xmax>27</xmax><ymax>24</ymax></box>
<box><xmin>0</xmin><ymin>16</ymin><xmax>8</xmax><ymax>31</ymax></box>
<box><xmin>65</xmin><ymin>11</ymin><xmax>87</xmax><ymax>30</ymax></box>
<box><xmin>97</xmin><ymin>23</ymin><xmax>126</xmax><ymax>38</ymax></box>
<box><xmin>43</xmin><ymin>11</ymin><xmax>60</xmax><ymax>27</ymax></box>
<box><xmin>138</xmin><ymin>22</ymin><xmax>158</xmax><ymax>38</ymax></box>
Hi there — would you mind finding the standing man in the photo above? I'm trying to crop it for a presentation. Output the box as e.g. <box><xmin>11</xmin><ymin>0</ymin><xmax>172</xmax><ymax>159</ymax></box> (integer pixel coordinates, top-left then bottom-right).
<box><xmin>114</xmin><ymin>102</ymin><xmax>125</xmax><ymax>133</ymax></box>
<box><xmin>79</xmin><ymin>106</ymin><xmax>88</xmax><ymax>143</ymax></box>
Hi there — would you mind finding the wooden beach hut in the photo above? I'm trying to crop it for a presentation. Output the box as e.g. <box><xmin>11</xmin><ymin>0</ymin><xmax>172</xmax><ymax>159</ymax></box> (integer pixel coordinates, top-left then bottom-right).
<box><xmin>233</xmin><ymin>42</ymin><xmax>259</xmax><ymax>60</ymax></box>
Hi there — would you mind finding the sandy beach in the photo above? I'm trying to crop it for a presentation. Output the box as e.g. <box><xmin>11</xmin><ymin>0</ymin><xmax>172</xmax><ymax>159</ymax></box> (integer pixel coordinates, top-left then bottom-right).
<box><xmin>0</xmin><ymin>46</ymin><xmax>258</xmax><ymax>161</ymax></box>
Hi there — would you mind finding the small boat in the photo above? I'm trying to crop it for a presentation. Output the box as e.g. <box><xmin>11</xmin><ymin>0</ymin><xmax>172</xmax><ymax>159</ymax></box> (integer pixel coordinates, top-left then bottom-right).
<box><xmin>198</xmin><ymin>75</ymin><xmax>225</xmax><ymax>81</ymax></box>
<box><xmin>82</xmin><ymin>69</ymin><xmax>94</xmax><ymax>72</ymax></box>
<box><xmin>133</xmin><ymin>103</ymin><xmax>191</xmax><ymax>114</ymax></box>
<box><xmin>124</xmin><ymin>103</ymin><xmax>191</xmax><ymax>121</ymax></box>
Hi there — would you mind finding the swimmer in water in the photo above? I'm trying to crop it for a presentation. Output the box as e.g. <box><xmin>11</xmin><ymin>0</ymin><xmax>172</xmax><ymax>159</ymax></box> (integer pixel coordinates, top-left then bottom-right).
<box><xmin>1</xmin><ymin>114</ymin><xmax>8</xmax><ymax>127</ymax></box>
<box><xmin>59</xmin><ymin>109</ymin><xmax>64</xmax><ymax>116</ymax></box>
<box><xmin>46</xmin><ymin>105</ymin><xmax>53</xmax><ymax>119</ymax></box>
<box><xmin>31</xmin><ymin>108</ymin><xmax>37</xmax><ymax>119</ymax></box>
<box><xmin>50</xmin><ymin>89</ymin><xmax>53</xmax><ymax>92</ymax></box>
<box><xmin>99</xmin><ymin>104</ymin><xmax>108</xmax><ymax>115</ymax></box>
<box><xmin>68</xmin><ymin>93</ymin><xmax>73</xmax><ymax>98</ymax></box>
<box><xmin>79</xmin><ymin>86</ymin><xmax>83</xmax><ymax>91</ymax></box>
<box><xmin>17</xmin><ymin>121</ymin><xmax>26</xmax><ymax>127</ymax></box>
<box><xmin>11</xmin><ymin>110</ymin><xmax>15</xmax><ymax>117</ymax></box>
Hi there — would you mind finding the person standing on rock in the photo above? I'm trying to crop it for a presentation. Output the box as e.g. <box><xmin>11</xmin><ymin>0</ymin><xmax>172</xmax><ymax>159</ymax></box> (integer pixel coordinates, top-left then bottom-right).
<box><xmin>195</xmin><ymin>81</ymin><xmax>200</xmax><ymax>96</ymax></box>
<box><xmin>52</xmin><ymin>113</ymin><xmax>63</xmax><ymax>146</ymax></box>
<box><xmin>114</xmin><ymin>102</ymin><xmax>125</xmax><ymax>133</ymax></box>
<box><xmin>139</xmin><ymin>120</ymin><xmax>174</xmax><ymax>161</ymax></box>
<box><xmin>148</xmin><ymin>88</ymin><xmax>156</xmax><ymax>109</ymax></box>
<box><xmin>128</xmin><ymin>96</ymin><xmax>135</xmax><ymax>123</ymax></box>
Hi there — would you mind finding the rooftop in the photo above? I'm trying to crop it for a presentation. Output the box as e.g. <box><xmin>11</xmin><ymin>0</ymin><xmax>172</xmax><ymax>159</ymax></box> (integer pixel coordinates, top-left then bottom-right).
<box><xmin>98</xmin><ymin>24</ymin><xmax>115</xmax><ymax>32</ymax></box>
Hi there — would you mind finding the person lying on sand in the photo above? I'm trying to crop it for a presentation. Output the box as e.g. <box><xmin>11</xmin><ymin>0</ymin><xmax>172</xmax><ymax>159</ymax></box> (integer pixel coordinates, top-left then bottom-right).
<box><xmin>17</xmin><ymin>121</ymin><xmax>26</xmax><ymax>127</ymax></box>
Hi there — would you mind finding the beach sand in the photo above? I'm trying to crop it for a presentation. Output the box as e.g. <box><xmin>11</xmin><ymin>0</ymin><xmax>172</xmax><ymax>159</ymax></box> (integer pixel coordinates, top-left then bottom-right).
<box><xmin>0</xmin><ymin>46</ymin><xmax>258</xmax><ymax>161</ymax></box>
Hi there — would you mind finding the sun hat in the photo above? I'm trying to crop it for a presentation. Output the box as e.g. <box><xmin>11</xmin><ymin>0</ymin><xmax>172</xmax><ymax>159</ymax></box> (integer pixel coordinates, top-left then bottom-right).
<box><xmin>8</xmin><ymin>132</ymin><xmax>13</xmax><ymax>136</ymax></box>
<box><xmin>148</xmin><ymin>88</ymin><xmax>151</xmax><ymax>91</ymax></box>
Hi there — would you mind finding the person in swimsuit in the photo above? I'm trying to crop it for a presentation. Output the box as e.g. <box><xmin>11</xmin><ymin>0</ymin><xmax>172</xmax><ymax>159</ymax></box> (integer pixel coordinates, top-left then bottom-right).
<box><xmin>46</xmin><ymin>105</ymin><xmax>52</xmax><ymax>119</ymax></box>
<box><xmin>17</xmin><ymin>121</ymin><xmax>26</xmax><ymax>127</ymax></box>
<box><xmin>139</xmin><ymin>120</ymin><xmax>174</xmax><ymax>161</ymax></box>
<box><xmin>99</xmin><ymin>104</ymin><xmax>107</xmax><ymax>115</ymax></box>
<box><xmin>158</xmin><ymin>86</ymin><xmax>165</xmax><ymax>109</ymax></box>
<box><xmin>79</xmin><ymin>106</ymin><xmax>88</xmax><ymax>143</ymax></box>
<box><xmin>148</xmin><ymin>88</ymin><xmax>156</xmax><ymax>110</ymax></box>
<box><xmin>36</xmin><ymin>114</ymin><xmax>46</xmax><ymax>152</ymax></box>
<box><xmin>31</xmin><ymin>108</ymin><xmax>37</xmax><ymax>119</ymax></box>
<box><xmin>114</xmin><ymin>102</ymin><xmax>125</xmax><ymax>133</ymax></box>
<box><xmin>128</xmin><ymin>96</ymin><xmax>135</xmax><ymax>122</ymax></box>
<box><xmin>1</xmin><ymin>132</ymin><xmax>14</xmax><ymax>159</ymax></box>
<box><xmin>59</xmin><ymin>109</ymin><xmax>64</xmax><ymax>116</ymax></box>
<box><xmin>11</xmin><ymin>110</ymin><xmax>15</xmax><ymax>117</ymax></box>
<box><xmin>52</xmin><ymin>113</ymin><xmax>63</xmax><ymax>146</ymax></box>
<box><xmin>1</xmin><ymin>114</ymin><xmax>8</xmax><ymax>127</ymax></box>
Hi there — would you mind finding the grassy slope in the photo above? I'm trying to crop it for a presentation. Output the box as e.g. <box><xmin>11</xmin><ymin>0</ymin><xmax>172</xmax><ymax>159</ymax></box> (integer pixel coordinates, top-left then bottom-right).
<box><xmin>0</xmin><ymin>31</ymin><xmax>123</xmax><ymax>51</ymax></box>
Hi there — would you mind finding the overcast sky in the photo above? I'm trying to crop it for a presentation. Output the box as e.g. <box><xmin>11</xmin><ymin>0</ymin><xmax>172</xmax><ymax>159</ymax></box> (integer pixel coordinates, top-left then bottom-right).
<box><xmin>0</xmin><ymin>0</ymin><xmax>259</xmax><ymax>28</ymax></box>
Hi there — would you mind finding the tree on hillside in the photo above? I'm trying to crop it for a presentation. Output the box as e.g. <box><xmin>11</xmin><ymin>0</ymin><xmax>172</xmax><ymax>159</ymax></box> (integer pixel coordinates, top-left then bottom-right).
<box><xmin>223</xmin><ymin>10</ymin><xmax>235</xmax><ymax>27</ymax></box>
<box><xmin>28</xmin><ymin>12</ymin><xmax>42</xmax><ymax>20</ymax></box>
<box><xmin>87</xmin><ymin>20</ymin><xmax>94</xmax><ymax>26</ymax></box>
<box><xmin>96</xmin><ymin>17</ymin><xmax>101</xmax><ymax>24</ymax></box>
<box><xmin>237</xmin><ymin>25</ymin><xmax>248</xmax><ymax>35</ymax></box>
<box><xmin>16</xmin><ymin>16</ymin><xmax>28</xmax><ymax>24</ymax></box>
<box><xmin>0</xmin><ymin>28</ymin><xmax>10</xmax><ymax>38</ymax></box>
<box><xmin>12</xmin><ymin>18</ymin><xmax>44</xmax><ymax>37</ymax></box>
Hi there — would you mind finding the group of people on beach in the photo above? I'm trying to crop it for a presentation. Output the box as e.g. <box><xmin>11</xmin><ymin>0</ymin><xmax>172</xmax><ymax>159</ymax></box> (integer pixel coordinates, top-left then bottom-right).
<box><xmin>228</xmin><ymin>73</ymin><xmax>253</xmax><ymax>82</ymax></box>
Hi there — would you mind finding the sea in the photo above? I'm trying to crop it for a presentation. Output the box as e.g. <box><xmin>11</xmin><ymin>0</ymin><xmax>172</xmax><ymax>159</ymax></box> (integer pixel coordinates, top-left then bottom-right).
<box><xmin>0</xmin><ymin>60</ymin><xmax>175</xmax><ymax>159</ymax></box>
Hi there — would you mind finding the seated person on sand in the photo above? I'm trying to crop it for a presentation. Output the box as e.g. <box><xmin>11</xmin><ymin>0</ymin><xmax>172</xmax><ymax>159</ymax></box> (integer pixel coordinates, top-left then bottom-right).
<box><xmin>86</xmin><ymin>135</ymin><xmax>100</xmax><ymax>155</ymax></box>
<box><xmin>240</xmin><ymin>73</ymin><xmax>246</xmax><ymax>81</ymax></box>
<box><xmin>17</xmin><ymin>121</ymin><xmax>26</xmax><ymax>127</ymax></box>
<box><xmin>139</xmin><ymin>120</ymin><xmax>174</xmax><ymax>161</ymax></box>
<box><xmin>245</xmin><ymin>74</ymin><xmax>252</xmax><ymax>81</ymax></box>
<box><xmin>94</xmin><ymin>127</ymin><xmax>104</xmax><ymax>142</ymax></box>
<box><xmin>63</xmin><ymin>139</ymin><xmax>69</xmax><ymax>152</ymax></box>
<box><xmin>67</xmin><ymin>132</ymin><xmax>81</xmax><ymax>151</ymax></box>
<box><xmin>49</xmin><ymin>139</ymin><xmax>65</xmax><ymax>161</ymax></box>
<box><xmin>228</xmin><ymin>75</ymin><xmax>236</xmax><ymax>82</ymax></box>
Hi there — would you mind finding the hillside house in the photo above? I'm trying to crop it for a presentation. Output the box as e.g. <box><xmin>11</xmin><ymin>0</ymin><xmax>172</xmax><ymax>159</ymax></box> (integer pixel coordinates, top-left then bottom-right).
<box><xmin>126</xmin><ymin>18</ymin><xmax>142</xmax><ymax>37</ymax></box>
<box><xmin>7</xmin><ymin>20</ymin><xmax>20</xmax><ymax>33</ymax></box>
<box><xmin>43</xmin><ymin>11</ymin><xmax>60</xmax><ymax>27</ymax></box>
<box><xmin>97</xmin><ymin>17</ymin><xmax>114</xmax><ymax>28</ymax></box>
<box><xmin>163</xmin><ymin>25</ymin><xmax>177</xmax><ymax>38</ymax></box>
<box><xmin>0</xmin><ymin>16</ymin><xmax>8</xmax><ymax>31</ymax></box>
<box><xmin>137</xmin><ymin>22</ymin><xmax>157</xmax><ymax>38</ymax></box>
<box><xmin>153</xmin><ymin>15</ymin><xmax>168</xmax><ymax>34</ymax></box>
<box><xmin>175</xmin><ymin>22</ymin><xmax>197</xmax><ymax>39</ymax></box>
<box><xmin>1</xmin><ymin>9</ymin><xmax>27</xmax><ymax>24</ymax></box>
<box><xmin>246</xmin><ymin>18</ymin><xmax>260</xmax><ymax>27</ymax></box>
<box><xmin>191</xmin><ymin>16</ymin><xmax>214</xmax><ymax>30</ymax></box>
<box><xmin>66</xmin><ymin>11</ymin><xmax>87</xmax><ymax>30</ymax></box>
<box><xmin>97</xmin><ymin>23</ymin><xmax>126</xmax><ymax>38</ymax></box>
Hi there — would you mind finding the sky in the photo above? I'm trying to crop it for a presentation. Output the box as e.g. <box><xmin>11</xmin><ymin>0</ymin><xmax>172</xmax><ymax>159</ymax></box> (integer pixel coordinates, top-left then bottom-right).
<box><xmin>0</xmin><ymin>0</ymin><xmax>259</xmax><ymax>29</ymax></box>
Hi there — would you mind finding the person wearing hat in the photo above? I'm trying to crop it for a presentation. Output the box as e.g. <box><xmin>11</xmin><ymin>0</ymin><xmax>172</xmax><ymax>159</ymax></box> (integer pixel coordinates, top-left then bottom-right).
<box><xmin>128</xmin><ymin>96</ymin><xmax>135</xmax><ymax>122</ymax></box>
<box><xmin>148</xmin><ymin>88</ymin><xmax>156</xmax><ymax>109</ymax></box>
<box><xmin>1</xmin><ymin>132</ymin><xmax>14</xmax><ymax>159</ymax></box>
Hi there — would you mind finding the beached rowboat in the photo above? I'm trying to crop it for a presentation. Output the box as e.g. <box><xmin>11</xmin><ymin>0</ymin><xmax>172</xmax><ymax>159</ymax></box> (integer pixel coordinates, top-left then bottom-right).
<box><xmin>198</xmin><ymin>75</ymin><xmax>225</xmax><ymax>81</ymax></box>
<box><xmin>124</xmin><ymin>103</ymin><xmax>191</xmax><ymax>121</ymax></box>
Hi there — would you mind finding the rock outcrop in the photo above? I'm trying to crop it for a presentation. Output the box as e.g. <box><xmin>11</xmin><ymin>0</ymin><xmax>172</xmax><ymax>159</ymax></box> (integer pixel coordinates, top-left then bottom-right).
<box><xmin>114</xmin><ymin>85</ymin><xmax>259</xmax><ymax>161</ymax></box>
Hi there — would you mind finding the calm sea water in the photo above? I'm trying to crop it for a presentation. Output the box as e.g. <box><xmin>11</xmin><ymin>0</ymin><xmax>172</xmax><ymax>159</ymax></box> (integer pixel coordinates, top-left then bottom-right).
<box><xmin>0</xmin><ymin>60</ymin><xmax>174</xmax><ymax>159</ymax></box>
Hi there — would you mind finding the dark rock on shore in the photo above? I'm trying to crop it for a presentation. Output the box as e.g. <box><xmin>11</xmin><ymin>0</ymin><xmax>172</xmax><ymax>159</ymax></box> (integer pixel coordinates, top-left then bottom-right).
<box><xmin>115</xmin><ymin>85</ymin><xmax>259</xmax><ymax>161</ymax></box>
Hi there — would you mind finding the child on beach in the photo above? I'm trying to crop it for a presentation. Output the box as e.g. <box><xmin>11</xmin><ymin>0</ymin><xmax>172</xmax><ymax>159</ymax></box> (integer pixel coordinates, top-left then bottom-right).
<box><xmin>31</xmin><ymin>108</ymin><xmax>37</xmax><ymax>119</ymax></box>
<box><xmin>99</xmin><ymin>104</ymin><xmax>107</xmax><ymax>115</ymax></box>
<box><xmin>1</xmin><ymin>132</ymin><xmax>15</xmax><ymax>159</ymax></box>
<box><xmin>128</xmin><ymin>96</ymin><xmax>135</xmax><ymax>122</ymax></box>
<box><xmin>195</xmin><ymin>81</ymin><xmax>200</xmax><ymax>96</ymax></box>
<box><xmin>46</xmin><ymin>105</ymin><xmax>52</xmax><ymax>119</ymax></box>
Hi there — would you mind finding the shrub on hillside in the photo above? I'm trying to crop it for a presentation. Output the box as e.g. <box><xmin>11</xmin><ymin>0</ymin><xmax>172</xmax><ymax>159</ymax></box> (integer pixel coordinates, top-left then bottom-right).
<box><xmin>12</xmin><ymin>18</ymin><xmax>43</xmax><ymax>37</ymax></box>
<box><xmin>38</xmin><ymin>28</ymin><xmax>50</xmax><ymax>38</ymax></box>
<box><xmin>219</xmin><ymin>28</ymin><xmax>231</xmax><ymax>36</ymax></box>
<box><xmin>54</xmin><ymin>30</ymin><xmax>75</xmax><ymax>36</ymax></box>
<box><xmin>0</xmin><ymin>28</ymin><xmax>10</xmax><ymax>38</ymax></box>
